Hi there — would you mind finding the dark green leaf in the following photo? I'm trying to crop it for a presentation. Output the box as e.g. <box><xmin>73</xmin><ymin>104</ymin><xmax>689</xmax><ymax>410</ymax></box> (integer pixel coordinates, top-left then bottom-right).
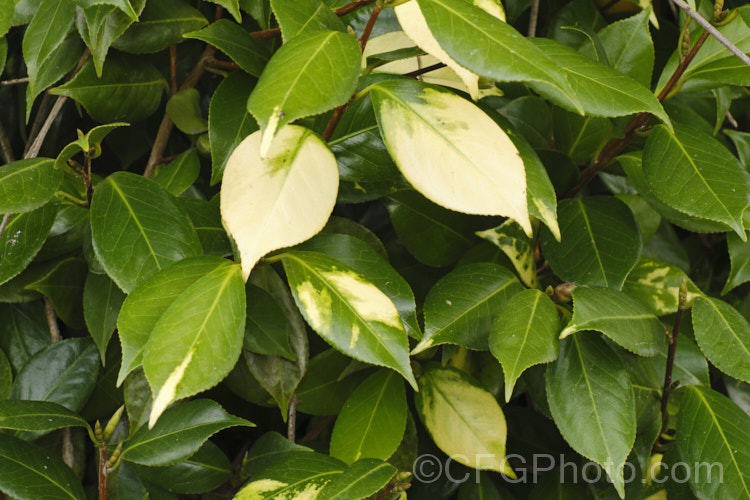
<box><xmin>242</xmin><ymin>431</ymin><xmax>312</xmax><ymax>477</ymax></box>
<box><xmin>10</xmin><ymin>338</ymin><xmax>100</xmax><ymax>413</ymax></box>
<box><xmin>540</xmin><ymin>196</ymin><xmax>642</xmax><ymax>289</ymax></box>
<box><xmin>0</xmin><ymin>302</ymin><xmax>50</xmax><ymax>372</ymax></box>
<box><xmin>73</xmin><ymin>0</ymin><xmax>138</xmax><ymax>20</ymax></box>
<box><xmin>560</xmin><ymin>286</ymin><xmax>665</xmax><ymax>357</ymax></box>
<box><xmin>122</xmin><ymin>399</ymin><xmax>253</xmax><ymax>466</ymax></box>
<box><xmin>166</xmin><ymin>89</ymin><xmax>207</xmax><ymax>135</ymax></box>
<box><xmin>151</xmin><ymin>149</ymin><xmax>200</xmax><ymax>196</ymax></box>
<box><xmin>178</xmin><ymin>198</ymin><xmax>232</xmax><ymax>257</ymax></box>
<box><xmin>0</xmin><ymin>400</ymin><xmax>89</xmax><ymax>432</ymax></box>
<box><xmin>112</xmin><ymin>0</ymin><xmax>207</xmax><ymax>53</ymax></box>
<box><xmin>723</xmin><ymin>230</ymin><xmax>750</xmax><ymax>294</ymax></box>
<box><xmin>330</xmin><ymin>370</ymin><xmax>407</xmax><ymax>464</ymax></box>
<box><xmin>83</xmin><ymin>271</ymin><xmax>126</xmax><ymax>361</ymax></box>
<box><xmin>26</xmin><ymin>257</ymin><xmax>87</xmax><ymax>328</ymax></box>
<box><xmin>552</xmin><ymin>107</ymin><xmax>612</xmax><ymax>165</ymax></box>
<box><xmin>244</xmin><ymin>284</ymin><xmax>295</xmax><ymax>360</ymax></box>
<box><xmin>90</xmin><ymin>171</ymin><xmax>201</xmax><ymax>293</ymax></box>
<box><xmin>490</xmin><ymin>289</ymin><xmax>560</xmax><ymax>402</ymax></box>
<box><xmin>247</xmin><ymin>29</ymin><xmax>361</xmax><ymax>154</ymax></box>
<box><xmin>0</xmin><ymin>159</ymin><xmax>61</xmax><ymax>213</ymax></box>
<box><xmin>547</xmin><ymin>334</ymin><xmax>636</xmax><ymax>497</ymax></box>
<box><xmin>0</xmin><ymin>203</ymin><xmax>57</xmax><ymax>286</ymax></box>
<box><xmin>0</xmin><ymin>433</ymin><xmax>85</xmax><ymax>500</ymax></box>
<box><xmin>51</xmin><ymin>55</ymin><xmax>168</xmax><ymax>123</ymax></box>
<box><xmin>693</xmin><ymin>297</ymin><xmax>750</xmax><ymax>383</ymax></box>
<box><xmin>294</xmin><ymin>349</ymin><xmax>367</xmax><ymax>416</ymax></box>
<box><xmin>35</xmin><ymin>205</ymin><xmax>89</xmax><ymax>262</ymax></box>
<box><xmin>676</xmin><ymin>386</ymin><xmax>750</xmax><ymax>499</ymax></box>
<box><xmin>622</xmin><ymin>257</ymin><xmax>703</xmax><ymax>316</ymax></box>
<box><xmin>414</xmin><ymin>263</ymin><xmax>522</xmax><ymax>353</ymax></box>
<box><xmin>184</xmin><ymin>20</ymin><xmax>268</xmax><ymax>77</ymax></box>
<box><xmin>55</xmin><ymin>123</ymin><xmax>129</xmax><ymax>171</ymax></box>
<box><xmin>271</xmin><ymin>0</ymin><xmax>344</xmax><ymax>40</ymax></box>
<box><xmin>206</xmin><ymin>0</ymin><xmax>242</xmax><ymax>22</ymax></box>
<box><xmin>652</xmin><ymin>334</ymin><xmax>709</xmax><ymax>387</ymax></box>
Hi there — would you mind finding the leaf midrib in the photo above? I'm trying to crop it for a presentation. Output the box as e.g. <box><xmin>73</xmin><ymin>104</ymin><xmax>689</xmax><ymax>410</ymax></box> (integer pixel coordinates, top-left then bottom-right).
<box><xmin>350</xmin><ymin>372</ymin><xmax>394</xmax><ymax>461</ymax></box>
<box><xmin>575</xmin><ymin>198</ymin><xmax>608</xmax><ymax>287</ymax></box>
<box><xmin>108</xmin><ymin>177</ymin><xmax>161</xmax><ymax>269</ymax></box>
<box><xmin>703</xmin><ymin>298</ymin><xmax>750</xmax><ymax>361</ymax></box>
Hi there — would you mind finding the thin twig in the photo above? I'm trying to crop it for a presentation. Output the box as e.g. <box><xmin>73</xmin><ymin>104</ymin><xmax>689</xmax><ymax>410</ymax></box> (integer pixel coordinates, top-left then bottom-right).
<box><xmin>98</xmin><ymin>446</ymin><xmax>108</xmax><ymax>500</ymax></box>
<box><xmin>404</xmin><ymin>62</ymin><xmax>446</xmax><ymax>79</ymax></box>
<box><xmin>0</xmin><ymin>214</ymin><xmax>11</xmax><ymax>241</ymax></box>
<box><xmin>205</xmin><ymin>57</ymin><xmax>241</xmax><ymax>71</ymax></box>
<box><xmin>301</xmin><ymin>415</ymin><xmax>336</xmax><ymax>442</ymax></box>
<box><xmin>0</xmin><ymin>77</ymin><xmax>29</xmax><ymax>86</ymax></box>
<box><xmin>62</xmin><ymin>428</ymin><xmax>75</xmax><ymax>469</ymax></box>
<box><xmin>24</xmin><ymin>93</ymin><xmax>53</xmax><ymax>157</ymax></box>
<box><xmin>359</xmin><ymin>3</ymin><xmax>382</xmax><ymax>51</ymax></box>
<box><xmin>671</xmin><ymin>0</ymin><xmax>750</xmax><ymax>68</ymax></box>
<box><xmin>564</xmin><ymin>30</ymin><xmax>710</xmax><ymax>198</ymax></box>
<box><xmin>169</xmin><ymin>45</ymin><xmax>178</xmax><ymax>96</ymax></box>
<box><xmin>287</xmin><ymin>393</ymin><xmax>297</xmax><ymax>443</ymax></box>
<box><xmin>84</xmin><ymin>156</ymin><xmax>93</xmax><ymax>207</ymax></box>
<box><xmin>528</xmin><ymin>0</ymin><xmax>540</xmax><ymax>37</ymax></box>
<box><xmin>44</xmin><ymin>297</ymin><xmax>61</xmax><ymax>342</ymax></box>
<box><xmin>0</xmin><ymin>117</ymin><xmax>14</xmax><ymax>163</ymax></box>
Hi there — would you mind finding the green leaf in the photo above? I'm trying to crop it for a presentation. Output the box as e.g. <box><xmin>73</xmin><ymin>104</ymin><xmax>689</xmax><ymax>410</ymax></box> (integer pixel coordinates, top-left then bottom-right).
<box><xmin>0</xmin><ymin>349</ymin><xmax>10</xmax><ymax>399</ymax></box>
<box><xmin>75</xmin><ymin>0</ymin><xmax>147</xmax><ymax>77</ymax></box>
<box><xmin>26</xmin><ymin>257</ymin><xmax>87</xmax><ymax>328</ymax></box>
<box><xmin>318</xmin><ymin>459</ymin><xmax>397</xmax><ymax>500</ymax></box>
<box><xmin>0</xmin><ymin>158</ymin><xmax>61</xmax><ymax>213</ymax></box>
<box><xmin>622</xmin><ymin>257</ymin><xmax>703</xmax><ymax>315</ymax></box>
<box><xmin>83</xmin><ymin>271</ymin><xmax>126</xmax><ymax>361</ymax></box>
<box><xmin>112</xmin><ymin>0</ymin><xmax>207</xmax><ymax>53</ymax></box>
<box><xmin>579</xmin><ymin>8</ymin><xmax>654</xmax><ymax>86</ymax></box>
<box><xmin>122</xmin><ymin>399</ymin><xmax>253</xmax><ymax>466</ymax></box>
<box><xmin>726</xmin><ymin>129</ymin><xmax>750</xmax><ymax>168</ymax></box>
<box><xmin>143</xmin><ymin>263</ymin><xmax>246</xmax><ymax>426</ymax></box>
<box><xmin>0</xmin><ymin>400</ymin><xmax>89</xmax><ymax>432</ymax></box>
<box><xmin>414</xmin><ymin>263</ymin><xmax>522</xmax><ymax>353</ymax></box>
<box><xmin>652</xmin><ymin>334</ymin><xmax>709</xmax><ymax>387</ymax></box>
<box><xmin>206</xmin><ymin>0</ymin><xmax>242</xmax><ymax>22</ymax></box>
<box><xmin>547</xmin><ymin>334</ymin><xmax>636</xmax><ymax>498</ymax></box>
<box><xmin>0</xmin><ymin>0</ymin><xmax>11</xmax><ymax>37</ymax></box>
<box><xmin>270</xmin><ymin>0</ymin><xmax>344</xmax><ymax>40</ymax></box>
<box><xmin>283</xmin><ymin>250</ymin><xmax>416</xmax><ymax>388</ymax></box>
<box><xmin>242</xmin><ymin>431</ymin><xmax>312</xmax><ymax>477</ymax></box>
<box><xmin>247</xmin><ymin>30</ymin><xmax>361</xmax><ymax>155</ymax></box>
<box><xmin>0</xmin><ymin>203</ymin><xmax>57</xmax><ymax>286</ymax></box>
<box><xmin>0</xmin><ymin>433</ymin><xmax>85</xmax><ymax>500</ymax></box>
<box><xmin>490</xmin><ymin>289</ymin><xmax>560</xmax><ymax>402</ymax></box>
<box><xmin>384</xmin><ymin>190</ymin><xmax>477</xmax><ymax>267</ymax></box>
<box><xmin>416</xmin><ymin>0</ymin><xmax>582</xmax><ymax>113</ymax></box>
<box><xmin>560</xmin><ymin>286</ymin><xmax>665</xmax><ymax>356</ymax></box>
<box><xmin>166</xmin><ymin>89</ymin><xmax>207</xmax><ymax>135</ymax></box>
<box><xmin>676</xmin><ymin>386</ymin><xmax>750</xmax><ymax>500</ymax></box>
<box><xmin>298</xmin><ymin>233</ymin><xmax>420</xmax><ymax>340</ymax></box>
<box><xmin>477</xmin><ymin>219</ymin><xmax>539</xmax><ymax>288</ymax></box>
<box><xmin>235</xmin><ymin>450</ymin><xmax>346</xmax><ymax>499</ymax></box>
<box><xmin>117</xmin><ymin>257</ymin><xmax>232</xmax><ymax>385</ymax></box>
<box><xmin>0</xmin><ymin>302</ymin><xmax>51</xmax><ymax>372</ymax></box>
<box><xmin>416</xmin><ymin>365</ymin><xmax>514</xmax><ymax>476</ymax></box>
<box><xmin>10</xmin><ymin>338</ymin><xmax>100</xmax><ymax>413</ymax></box>
<box><xmin>184</xmin><ymin>19</ymin><xmax>268</xmax><ymax>77</ymax></box>
<box><xmin>90</xmin><ymin>171</ymin><xmax>201</xmax><ymax>293</ymax></box>
<box><xmin>22</xmin><ymin>0</ymin><xmax>80</xmax><ymax>120</ymax></box>
<box><xmin>208</xmin><ymin>72</ymin><xmax>258</xmax><ymax>184</ymax></box>
<box><xmin>244</xmin><ymin>284</ymin><xmax>295</xmax><ymax>360</ymax></box>
<box><xmin>151</xmin><ymin>149</ymin><xmax>200</xmax><ymax>196</ymax></box>
<box><xmin>552</xmin><ymin>107</ymin><xmax>612</xmax><ymax>165</ymax></box>
<box><xmin>642</xmin><ymin>124</ymin><xmax>750</xmax><ymax>239</ymax></box>
<box><xmin>540</xmin><ymin>196</ymin><xmax>642</xmax><ymax>289</ymax></box>
<box><xmin>320</xmin><ymin>217</ymin><xmax>388</xmax><ymax>260</ymax></box>
<box><xmin>51</xmin><ymin>55</ymin><xmax>168</xmax><ymax>123</ymax></box>
<box><xmin>36</xmin><ymin>205</ymin><xmax>89</xmax><ymax>262</ymax></box>
<box><xmin>692</xmin><ymin>297</ymin><xmax>750</xmax><ymax>383</ymax></box>
<box><xmin>294</xmin><ymin>349</ymin><xmax>365</xmax><ymax>416</ymax></box>
<box><xmin>73</xmin><ymin>0</ymin><xmax>138</xmax><ymax>20</ymax></box>
<box><xmin>178</xmin><ymin>198</ymin><xmax>232</xmax><ymax>257</ymax></box>
<box><xmin>370</xmin><ymin>80</ymin><xmax>531</xmax><ymax>233</ymax></box>
<box><xmin>724</xmin><ymin>230</ymin><xmax>750</xmax><ymax>294</ymax></box>
<box><xmin>330</xmin><ymin>370</ymin><xmax>407</xmax><ymax>464</ymax></box>
<box><xmin>220</xmin><ymin>125</ymin><xmax>338</xmax><ymax>279</ymax></box>
<box><xmin>55</xmin><ymin>123</ymin><xmax>129</xmax><ymax>171</ymax></box>
<box><xmin>0</xmin><ymin>37</ymin><xmax>7</xmax><ymax>75</ymax></box>
<box><xmin>132</xmin><ymin>441</ymin><xmax>232</xmax><ymax>494</ymax></box>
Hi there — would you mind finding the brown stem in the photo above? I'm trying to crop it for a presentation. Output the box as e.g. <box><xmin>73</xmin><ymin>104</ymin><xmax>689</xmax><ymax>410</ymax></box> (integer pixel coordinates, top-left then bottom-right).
<box><xmin>359</xmin><ymin>3</ymin><xmax>382</xmax><ymax>51</ymax></box>
<box><xmin>528</xmin><ymin>0</ymin><xmax>540</xmax><ymax>37</ymax></box>
<box><xmin>301</xmin><ymin>415</ymin><xmax>336</xmax><ymax>442</ymax></box>
<box><xmin>250</xmin><ymin>0</ymin><xmax>377</xmax><ymax>39</ymax></box>
<box><xmin>0</xmin><ymin>117</ymin><xmax>14</xmax><ymax>163</ymax></box>
<box><xmin>144</xmin><ymin>44</ymin><xmax>217</xmax><ymax>177</ymax></box>
<box><xmin>0</xmin><ymin>77</ymin><xmax>30</xmax><ymax>86</ymax></box>
<box><xmin>24</xmin><ymin>93</ymin><xmax>53</xmax><ymax>157</ymax></box>
<box><xmin>287</xmin><ymin>393</ymin><xmax>297</xmax><ymax>443</ymax></box>
<box><xmin>84</xmin><ymin>156</ymin><xmax>93</xmax><ymax>207</ymax></box>
<box><xmin>563</xmin><ymin>30</ymin><xmax>710</xmax><ymax>198</ymax></box>
<box><xmin>169</xmin><ymin>45</ymin><xmax>178</xmax><ymax>96</ymax></box>
<box><xmin>404</xmin><ymin>62</ymin><xmax>446</xmax><ymax>79</ymax></box>
<box><xmin>44</xmin><ymin>297</ymin><xmax>61</xmax><ymax>342</ymax></box>
<box><xmin>205</xmin><ymin>57</ymin><xmax>241</xmax><ymax>71</ymax></box>
<box><xmin>98</xmin><ymin>446</ymin><xmax>108</xmax><ymax>500</ymax></box>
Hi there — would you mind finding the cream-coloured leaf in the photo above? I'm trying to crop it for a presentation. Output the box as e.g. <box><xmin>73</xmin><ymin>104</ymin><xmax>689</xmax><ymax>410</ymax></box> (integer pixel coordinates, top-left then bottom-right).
<box><xmin>395</xmin><ymin>1</ymin><xmax>480</xmax><ymax>100</ymax></box>
<box><xmin>370</xmin><ymin>80</ymin><xmax>531</xmax><ymax>234</ymax></box>
<box><xmin>220</xmin><ymin>125</ymin><xmax>339</xmax><ymax>279</ymax></box>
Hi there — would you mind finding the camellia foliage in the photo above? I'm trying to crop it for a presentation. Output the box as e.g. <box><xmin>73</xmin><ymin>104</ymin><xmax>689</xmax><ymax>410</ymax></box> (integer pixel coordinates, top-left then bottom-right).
<box><xmin>1</xmin><ymin>0</ymin><xmax>750</xmax><ymax>498</ymax></box>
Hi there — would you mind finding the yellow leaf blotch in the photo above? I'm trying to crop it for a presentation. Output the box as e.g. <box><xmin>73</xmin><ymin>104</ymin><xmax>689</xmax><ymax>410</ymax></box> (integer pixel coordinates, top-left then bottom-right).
<box><xmin>220</xmin><ymin>125</ymin><xmax>339</xmax><ymax>280</ymax></box>
<box><xmin>295</xmin><ymin>281</ymin><xmax>333</xmax><ymax>333</ymax></box>
<box><xmin>149</xmin><ymin>350</ymin><xmax>193</xmax><ymax>428</ymax></box>
<box><xmin>323</xmin><ymin>269</ymin><xmax>402</xmax><ymax>329</ymax></box>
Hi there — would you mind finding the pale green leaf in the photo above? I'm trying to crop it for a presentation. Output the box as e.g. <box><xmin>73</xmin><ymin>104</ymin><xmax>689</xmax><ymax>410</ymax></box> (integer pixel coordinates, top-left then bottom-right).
<box><xmin>206</xmin><ymin>0</ymin><xmax>242</xmax><ymax>22</ymax></box>
<box><xmin>55</xmin><ymin>122</ymin><xmax>128</xmax><ymax>171</ymax></box>
<box><xmin>283</xmin><ymin>251</ymin><xmax>416</xmax><ymax>388</ymax></box>
<box><xmin>622</xmin><ymin>257</ymin><xmax>703</xmax><ymax>315</ymax></box>
<box><xmin>166</xmin><ymin>89</ymin><xmax>207</xmax><ymax>135</ymax></box>
<box><xmin>643</xmin><ymin>124</ymin><xmax>750</xmax><ymax>239</ymax></box>
<box><xmin>330</xmin><ymin>370</ymin><xmax>407</xmax><ymax>464</ymax></box>
<box><xmin>490</xmin><ymin>289</ymin><xmax>560</xmax><ymax>402</ymax></box>
<box><xmin>143</xmin><ymin>264</ymin><xmax>246</xmax><ymax>426</ymax></box>
<box><xmin>220</xmin><ymin>125</ymin><xmax>338</xmax><ymax>279</ymax></box>
<box><xmin>151</xmin><ymin>149</ymin><xmax>200</xmax><ymax>196</ymax></box>
<box><xmin>416</xmin><ymin>365</ymin><xmax>515</xmax><ymax>476</ymax></box>
<box><xmin>271</xmin><ymin>0</ymin><xmax>344</xmax><ymax>40</ymax></box>
<box><xmin>477</xmin><ymin>219</ymin><xmax>538</xmax><ymax>288</ymax></box>
<box><xmin>247</xmin><ymin>30</ymin><xmax>360</xmax><ymax>155</ymax></box>
<box><xmin>371</xmin><ymin>79</ymin><xmax>531</xmax><ymax>233</ymax></box>
<box><xmin>547</xmin><ymin>334</ymin><xmax>636</xmax><ymax>498</ymax></box>
<box><xmin>413</xmin><ymin>263</ymin><xmax>523</xmax><ymax>353</ymax></box>
<box><xmin>318</xmin><ymin>459</ymin><xmax>396</xmax><ymax>500</ymax></box>
<box><xmin>540</xmin><ymin>196</ymin><xmax>642</xmax><ymax>290</ymax></box>
<box><xmin>560</xmin><ymin>286</ymin><xmax>665</xmax><ymax>356</ymax></box>
<box><xmin>693</xmin><ymin>297</ymin><xmax>750</xmax><ymax>383</ymax></box>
